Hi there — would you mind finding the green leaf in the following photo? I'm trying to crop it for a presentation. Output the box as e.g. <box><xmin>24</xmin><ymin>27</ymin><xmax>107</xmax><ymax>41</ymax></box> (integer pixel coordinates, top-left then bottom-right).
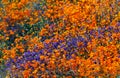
<box><xmin>0</xmin><ymin>51</ymin><xmax>3</xmax><ymax>58</ymax></box>
<box><xmin>117</xmin><ymin>75</ymin><xmax>120</xmax><ymax>78</ymax></box>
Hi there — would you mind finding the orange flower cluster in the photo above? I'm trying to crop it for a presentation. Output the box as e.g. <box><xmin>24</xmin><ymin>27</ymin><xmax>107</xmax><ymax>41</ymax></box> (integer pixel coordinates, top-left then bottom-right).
<box><xmin>0</xmin><ymin>0</ymin><xmax>119</xmax><ymax>78</ymax></box>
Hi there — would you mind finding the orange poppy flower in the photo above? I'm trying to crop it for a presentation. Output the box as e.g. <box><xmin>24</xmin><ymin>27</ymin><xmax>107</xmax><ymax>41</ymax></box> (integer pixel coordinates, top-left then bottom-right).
<box><xmin>9</xmin><ymin>30</ymin><xmax>14</xmax><ymax>35</ymax></box>
<box><xmin>44</xmin><ymin>39</ymin><xmax>51</xmax><ymax>44</ymax></box>
<box><xmin>32</xmin><ymin>61</ymin><xmax>39</xmax><ymax>68</ymax></box>
<box><xmin>66</xmin><ymin>76</ymin><xmax>72</xmax><ymax>78</ymax></box>
<box><xmin>22</xmin><ymin>69</ymin><xmax>31</xmax><ymax>78</ymax></box>
<box><xmin>32</xmin><ymin>68</ymin><xmax>39</xmax><ymax>74</ymax></box>
<box><xmin>20</xmin><ymin>48</ymin><xmax>24</xmax><ymax>53</ymax></box>
<box><xmin>40</xmin><ymin>55</ymin><xmax>45</xmax><ymax>60</ymax></box>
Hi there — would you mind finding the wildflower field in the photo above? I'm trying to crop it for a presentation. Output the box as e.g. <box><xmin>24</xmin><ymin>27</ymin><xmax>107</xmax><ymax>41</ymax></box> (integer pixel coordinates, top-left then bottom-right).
<box><xmin>0</xmin><ymin>0</ymin><xmax>120</xmax><ymax>78</ymax></box>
